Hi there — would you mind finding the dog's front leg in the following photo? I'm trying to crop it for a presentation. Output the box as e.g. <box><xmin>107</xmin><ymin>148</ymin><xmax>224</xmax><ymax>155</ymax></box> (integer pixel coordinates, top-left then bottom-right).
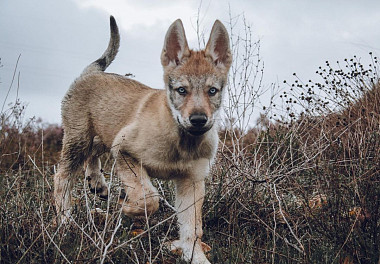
<box><xmin>115</xmin><ymin>155</ymin><xmax>160</xmax><ymax>217</ymax></box>
<box><xmin>172</xmin><ymin>175</ymin><xmax>210</xmax><ymax>264</ymax></box>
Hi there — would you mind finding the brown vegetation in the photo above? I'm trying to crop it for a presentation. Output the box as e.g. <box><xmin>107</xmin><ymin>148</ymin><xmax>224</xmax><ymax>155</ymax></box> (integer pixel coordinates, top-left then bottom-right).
<box><xmin>0</xmin><ymin>16</ymin><xmax>379</xmax><ymax>263</ymax></box>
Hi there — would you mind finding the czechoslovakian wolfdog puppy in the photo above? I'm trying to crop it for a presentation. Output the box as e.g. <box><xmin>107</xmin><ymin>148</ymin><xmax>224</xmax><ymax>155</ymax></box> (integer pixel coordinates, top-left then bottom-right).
<box><xmin>54</xmin><ymin>16</ymin><xmax>231</xmax><ymax>263</ymax></box>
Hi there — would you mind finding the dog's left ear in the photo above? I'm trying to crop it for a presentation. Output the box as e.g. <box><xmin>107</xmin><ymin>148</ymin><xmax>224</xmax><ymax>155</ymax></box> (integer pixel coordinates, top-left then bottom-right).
<box><xmin>205</xmin><ymin>20</ymin><xmax>232</xmax><ymax>71</ymax></box>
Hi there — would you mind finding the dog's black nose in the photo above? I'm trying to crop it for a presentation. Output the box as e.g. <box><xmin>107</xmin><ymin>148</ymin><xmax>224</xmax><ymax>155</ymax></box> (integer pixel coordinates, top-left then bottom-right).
<box><xmin>189</xmin><ymin>114</ymin><xmax>208</xmax><ymax>127</ymax></box>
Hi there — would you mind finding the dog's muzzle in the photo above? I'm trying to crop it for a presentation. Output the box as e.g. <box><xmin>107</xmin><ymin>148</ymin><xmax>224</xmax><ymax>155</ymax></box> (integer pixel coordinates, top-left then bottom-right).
<box><xmin>186</xmin><ymin>113</ymin><xmax>211</xmax><ymax>136</ymax></box>
<box><xmin>190</xmin><ymin>113</ymin><xmax>207</xmax><ymax>127</ymax></box>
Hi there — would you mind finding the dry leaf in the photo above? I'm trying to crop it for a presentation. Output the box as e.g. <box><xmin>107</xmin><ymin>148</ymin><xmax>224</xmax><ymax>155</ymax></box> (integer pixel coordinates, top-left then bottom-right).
<box><xmin>130</xmin><ymin>229</ymin><xmax>145</xmax><ymax>237</ymax></box>
<box><xmin>201</xmin><ymin>241</ymin><xmax>211</xmax><ymax>253</ymax></box>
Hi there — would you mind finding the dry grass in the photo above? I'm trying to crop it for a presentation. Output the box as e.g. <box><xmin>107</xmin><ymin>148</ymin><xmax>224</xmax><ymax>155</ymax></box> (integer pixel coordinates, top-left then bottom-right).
<box><xmin>1</xmin><ymin>16</ymin><xmax>379</xmax><ymax>263</ymax></box>
<box><xmin>204</xmin><ymin>55</ymin><xmax>379</xmax><ymax>263</ymax></box>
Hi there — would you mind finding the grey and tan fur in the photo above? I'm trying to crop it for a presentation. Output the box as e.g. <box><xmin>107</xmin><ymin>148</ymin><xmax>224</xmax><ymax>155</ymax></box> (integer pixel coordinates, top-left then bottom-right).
<box><xmin>54</xmin><ymin>16</ymin><xmax>231</xmax><ymax>264</ymax></box>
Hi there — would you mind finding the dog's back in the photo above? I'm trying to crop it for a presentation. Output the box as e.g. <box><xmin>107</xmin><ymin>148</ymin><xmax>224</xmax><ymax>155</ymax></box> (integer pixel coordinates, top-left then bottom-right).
<box><xmin>62</xmin><ymin>72</ymin><xmax>160</xmax><ymax>148</ymax></box>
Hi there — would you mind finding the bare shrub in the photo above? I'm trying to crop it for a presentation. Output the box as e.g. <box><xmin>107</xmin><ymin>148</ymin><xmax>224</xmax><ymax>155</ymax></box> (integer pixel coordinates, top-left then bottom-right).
<box><xmin>204</xmin><ymin>52</ymin><xmax>380</xmax><ymax>263</ymax></box>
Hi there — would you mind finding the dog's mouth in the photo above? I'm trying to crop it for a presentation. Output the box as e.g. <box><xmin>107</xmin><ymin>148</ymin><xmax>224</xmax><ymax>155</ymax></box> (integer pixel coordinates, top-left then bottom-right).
<box><xmin>186</xmin><ymin>127</ymin><xmax>210</xmax><ymax>136</ymax></box>
<box><xmin>177</xmin><ymin>117</ymin><xmax>211</xmax><ymax>137</ymax></box>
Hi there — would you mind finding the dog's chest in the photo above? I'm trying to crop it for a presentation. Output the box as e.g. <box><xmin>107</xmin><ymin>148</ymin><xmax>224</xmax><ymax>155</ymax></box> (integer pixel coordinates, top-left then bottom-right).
<box><xmin>127</xmin><ymin>134</ymin><xmax>215</xmax><ymax>179</ymax></box>
<box><xmin>140</xmin><ymin>142</ymin><xmax>213</xmax><ymax>180</ymax></box>
<box><xmin>115</xmin><ymin>122</ymin><xmax>218</xmax><ymax>179</ymax></box>
<box><xmin>137</xmin><ymin>134</ymin><xmax>215</xmax><ymax>165</ymax></box>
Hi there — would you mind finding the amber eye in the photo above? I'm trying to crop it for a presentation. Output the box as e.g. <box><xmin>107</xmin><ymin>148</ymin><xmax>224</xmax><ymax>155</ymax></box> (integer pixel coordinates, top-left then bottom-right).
<box><xmin>208</xmin><ymin>87</ymin><xmax>218</xmax><ymax>96</ymax></box>
<box><xmin>177</xmin><ymin>87</ymin><xmax>187</xmax><ymax>95</ymax></box>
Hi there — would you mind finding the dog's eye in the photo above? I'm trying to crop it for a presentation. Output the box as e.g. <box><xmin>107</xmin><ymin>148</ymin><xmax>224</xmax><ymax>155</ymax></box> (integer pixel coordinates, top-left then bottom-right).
<box><xmin>208</xmin><ymin>87</ymin><xmax>218</xmax><ymax>96</ymax></box>
<box><xmin>176</xmin><ymin>87</ymin><xmax>187</xmax><ymax>95</ymax></box>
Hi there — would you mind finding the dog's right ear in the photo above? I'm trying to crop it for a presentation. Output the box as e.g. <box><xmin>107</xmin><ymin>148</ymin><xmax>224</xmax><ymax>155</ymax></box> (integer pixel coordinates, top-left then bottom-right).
<box><xmin>161</xmin><ymin>19</ymin><xmax>190</xmax><ymax>68</ymax></box>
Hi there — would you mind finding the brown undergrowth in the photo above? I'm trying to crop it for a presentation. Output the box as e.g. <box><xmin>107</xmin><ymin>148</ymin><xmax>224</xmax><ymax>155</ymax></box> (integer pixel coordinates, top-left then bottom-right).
<box><xmin>205</xmin><ymin>56</ymin><xmax>379</xmax><ymax>263</ymax></box>
<box><xmin>1</xmin><ymin>53</ymin><xmax>379</xmax><ymax>263</ymax></box>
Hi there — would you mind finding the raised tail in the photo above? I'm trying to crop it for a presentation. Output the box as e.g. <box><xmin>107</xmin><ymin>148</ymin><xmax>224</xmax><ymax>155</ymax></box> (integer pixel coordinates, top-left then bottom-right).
<box><xmin>82</xmin><ymin>16</ymin><xmax>120</xmax><ymax>75</ymax></box>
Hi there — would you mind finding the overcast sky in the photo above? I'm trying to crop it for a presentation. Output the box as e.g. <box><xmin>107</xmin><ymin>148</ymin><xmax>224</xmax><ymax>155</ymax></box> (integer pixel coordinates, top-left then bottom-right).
<box><xmin>1</xmin><ymin>0</ymin><xmax>380</xmax><ymax>124</ymax></box>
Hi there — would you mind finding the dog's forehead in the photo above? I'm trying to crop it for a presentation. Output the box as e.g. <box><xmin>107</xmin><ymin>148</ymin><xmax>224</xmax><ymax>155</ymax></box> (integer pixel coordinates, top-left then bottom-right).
<box><xmin>172</xmin><ymin>75</ymin><xmax>220</xmax><ymax>89</ymax></box>
<box><xmin>188</xmin><ymin>75</ymin><xmax>219</xmax><ymax>88</ymax></box>
<box><xmin>167</xmin><ymin>50</ymin><xmax>227</xmax><ymax>89</ymax></box>
<box><xmin>180</xmin><ymin>50</ymin><xmax>216</xmax><ymax>75</ymax></box>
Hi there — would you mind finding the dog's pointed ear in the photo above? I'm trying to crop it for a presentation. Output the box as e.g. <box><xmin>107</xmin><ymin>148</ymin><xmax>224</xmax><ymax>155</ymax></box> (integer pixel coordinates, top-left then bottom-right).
<box><xmin>161</xmin><ymin>19</ymin><xmax>190</xmax><ymax>67</ymax></box>
<box><xmin>205</xmin><ymin>20</ymin><xmax>232</xmax><ymax>71</ymax></box>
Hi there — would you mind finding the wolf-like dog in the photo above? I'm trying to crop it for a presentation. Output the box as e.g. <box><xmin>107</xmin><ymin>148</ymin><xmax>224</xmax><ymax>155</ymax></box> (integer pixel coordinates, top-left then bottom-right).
<box><xmin>54</xmin><ymin>16</ymin><xmax>231</xmax><ymax>263</ymax></box>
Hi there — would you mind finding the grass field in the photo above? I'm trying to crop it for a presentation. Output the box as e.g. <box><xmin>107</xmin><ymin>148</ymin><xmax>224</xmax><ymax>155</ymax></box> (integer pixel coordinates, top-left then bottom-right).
<box><xmin>1</xmin><ymin>49</ymin><xmax>379</xmax><ymax>263</ymax></box>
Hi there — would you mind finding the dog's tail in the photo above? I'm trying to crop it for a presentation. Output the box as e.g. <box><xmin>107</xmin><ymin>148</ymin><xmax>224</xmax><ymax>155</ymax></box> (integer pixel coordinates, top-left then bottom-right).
<box><xmin>82</xmin><ymin>16</ymin><xmax>120</xmax><ymax>75</ymax></box>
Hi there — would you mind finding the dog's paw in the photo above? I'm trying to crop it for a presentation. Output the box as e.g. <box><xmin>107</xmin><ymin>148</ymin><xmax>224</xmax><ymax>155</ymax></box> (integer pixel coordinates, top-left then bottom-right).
<box><xmin>118</xmin><ymin>188</ymin><xmax>160</xmax><ymax>217</ymax></box>
<box><xmin>118</xmin><ymin>192</ymin><xmax>160</xmax><ymax>217</ymax></box>
<box><xmin>52</xmin><ymin>211</ymin><xmax>73</xmax><ymax>229</ymax></box>
<box><xmin>165</xmin><ymin>240</ymin><xmax>211</xmax><ymax>264</ymax></box>
<box><xmin>86</xmin><ymin>174</ymin><xmax>109</xmax><ymax>199</ymax></box>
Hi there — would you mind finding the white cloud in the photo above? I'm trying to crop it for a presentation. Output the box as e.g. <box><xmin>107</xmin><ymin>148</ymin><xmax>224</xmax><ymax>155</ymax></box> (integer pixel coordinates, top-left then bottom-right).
<box><xmin>72</xmin><ymin>0</ymin><xmax>206</xmax><ymax>41</ymax></box>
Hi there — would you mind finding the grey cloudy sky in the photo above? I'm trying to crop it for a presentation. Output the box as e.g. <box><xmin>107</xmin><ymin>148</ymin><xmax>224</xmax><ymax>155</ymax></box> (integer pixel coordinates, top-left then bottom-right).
<box><xmin>1</xmin><ymin>0</ymin><xmax>380</xmax><ymax>124</ymax></box>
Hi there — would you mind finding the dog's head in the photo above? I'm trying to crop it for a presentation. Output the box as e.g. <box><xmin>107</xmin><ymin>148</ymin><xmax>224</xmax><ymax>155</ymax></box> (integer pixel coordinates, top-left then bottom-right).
<box><xmin>161</xmin><ymin>19</ymin><xmax>232</xmax><ymax>136</ymax></box>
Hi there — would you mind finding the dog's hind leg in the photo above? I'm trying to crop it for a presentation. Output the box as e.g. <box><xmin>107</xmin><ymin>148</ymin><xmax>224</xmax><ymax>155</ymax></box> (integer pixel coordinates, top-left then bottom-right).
<box><xmin>85</xmin><ymin>136</ymin><xmax>108</xmax><ymax>199</ymax></box>
<box><xmin>54</xmin><ymin>132</ymin><xmax>93</xmax><ymax>223</ymax></box>
<box><xmin>85</xmin><ymin>157</ymin><xmax>108</xmax><ymax>199</ymax></box>
<box><xmin>54</xmin><ymin>161</ymin><xmax>74</xmax><ymax>224</ymax></box>
<box><xmin>115</xmin><ymin>153</ymin><xmax>160</xmax><ymax>217</ymax></box>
